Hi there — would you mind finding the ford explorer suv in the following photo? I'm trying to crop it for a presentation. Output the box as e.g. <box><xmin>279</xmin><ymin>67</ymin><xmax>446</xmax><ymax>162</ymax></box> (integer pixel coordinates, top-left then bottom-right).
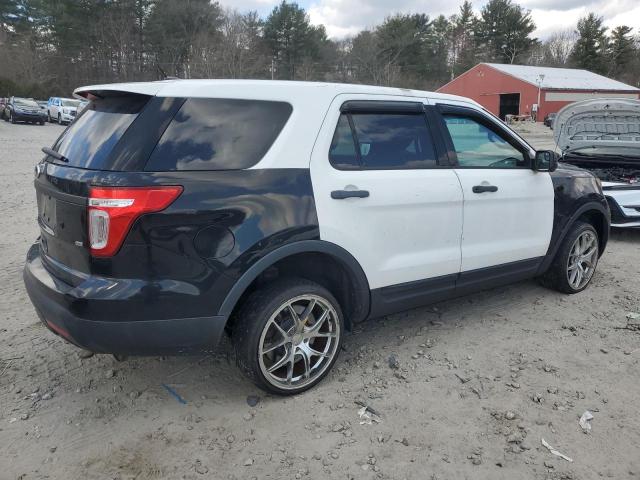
<box><xmin>47</xmin><ymin>97</ymin><xmax>82</xmax><ymax>124</ymax></box>
<box><xmin>24</xmin><ymin>80</ymin><xmax>610</xmax><ymax>394</ymax></box>
<box><xmin>554</xmin><ymin>98</ymin><xmax>640</xmax><ymax>228</ymax></box>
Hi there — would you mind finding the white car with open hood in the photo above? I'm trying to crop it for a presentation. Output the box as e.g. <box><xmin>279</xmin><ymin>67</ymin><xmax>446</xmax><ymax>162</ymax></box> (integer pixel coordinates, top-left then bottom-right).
<box><xmin>555</xmin><ymin>98</ymin><xmax>640</xmax><ymax>228</ymax></box>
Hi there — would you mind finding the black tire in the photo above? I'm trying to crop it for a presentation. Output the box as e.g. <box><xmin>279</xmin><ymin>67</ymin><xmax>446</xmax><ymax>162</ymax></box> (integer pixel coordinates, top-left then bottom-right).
<box><xmin>57</xmin><ymin>113</ymin><xmax>62</xmax><ymax>125</ymax></box>
<box><xmin>10</xmin><ymin>111</ymin><xmax>16</xmax><ymax>124</ymax></box>
<box><xmin>39</xmin><ymin>120</ymin><xmax>45</xmax><ymax>125</ymax></box>
<box><xmin>539</xmin><ymin>221</ymin><xmax>599</xmax><ymax>294</ymax></box>
<box><xmin>232</xmin><ymin>277</ymin><xmax>344</xmax><ymax>395</ymax></box>
<box><xmin>47</xmin><ymin>111</ymin><xmax>52</xmax><ymax>122</ymax></box>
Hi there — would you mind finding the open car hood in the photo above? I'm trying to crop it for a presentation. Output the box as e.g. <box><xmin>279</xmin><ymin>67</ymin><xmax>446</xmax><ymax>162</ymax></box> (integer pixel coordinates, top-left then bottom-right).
<box><xmin>554</xmin><ymin>98</ymin><xmax>640</xmax><ymax>153</ymax></box>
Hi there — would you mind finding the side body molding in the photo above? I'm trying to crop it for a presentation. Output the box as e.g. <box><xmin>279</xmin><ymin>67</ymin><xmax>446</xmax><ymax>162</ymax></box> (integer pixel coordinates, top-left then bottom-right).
<box><xmin>217</xmin><ymin>240</ymin><xmax>371</xmax><ymax>326</ymax></box>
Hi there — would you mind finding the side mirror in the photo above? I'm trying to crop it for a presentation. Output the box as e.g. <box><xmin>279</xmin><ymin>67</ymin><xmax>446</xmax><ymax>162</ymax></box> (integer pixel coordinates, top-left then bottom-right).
<box><xmin>533</xmin><ymin>150</ymin><xmax>558</xmax><ymax>172</ymax></box>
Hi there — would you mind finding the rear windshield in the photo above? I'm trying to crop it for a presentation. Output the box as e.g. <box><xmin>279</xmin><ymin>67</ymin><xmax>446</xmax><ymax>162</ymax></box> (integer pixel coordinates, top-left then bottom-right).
<box><xmin>144</xmin><ymin>98</ymin><xmax>292</xmax><ymax>171</ymax></box>
<box><xmin>51</xmin><ymin>94</ymin><xmax>149</xmax><ymax>169</ymax></box>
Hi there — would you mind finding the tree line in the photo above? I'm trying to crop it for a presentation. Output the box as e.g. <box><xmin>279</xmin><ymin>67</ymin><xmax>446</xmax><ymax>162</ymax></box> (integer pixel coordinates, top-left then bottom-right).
<box><xmin>1</xmin><ymin>0</ymin><xmax>639</xmax><ymax>99</ymax></box>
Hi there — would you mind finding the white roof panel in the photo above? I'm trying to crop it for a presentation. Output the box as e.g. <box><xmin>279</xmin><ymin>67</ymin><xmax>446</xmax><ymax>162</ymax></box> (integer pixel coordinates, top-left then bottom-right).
<box><xmin>485</xmin><ymin>63</ymin><xmax>639</xmax><ymax>92</ymax></box>
<box><xmin>73</xmin><ymin>79</ymin><xmax>481</xmax><ymax>105</ymax></box>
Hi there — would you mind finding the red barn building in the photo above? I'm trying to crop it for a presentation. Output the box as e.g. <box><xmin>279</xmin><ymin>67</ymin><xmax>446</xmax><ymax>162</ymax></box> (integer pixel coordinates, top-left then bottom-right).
<box><xmin>437</xmin><ymin>63</ymin><xmax>640</xmax><ymax>121</ymax></box>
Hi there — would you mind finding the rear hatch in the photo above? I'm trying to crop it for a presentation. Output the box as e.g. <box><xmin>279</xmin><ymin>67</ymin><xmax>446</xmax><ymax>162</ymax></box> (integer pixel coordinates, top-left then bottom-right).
<box><xmin>35</xmin><ymin>92</ymin><xmax>158</xmax><ymax>277</ymax></box>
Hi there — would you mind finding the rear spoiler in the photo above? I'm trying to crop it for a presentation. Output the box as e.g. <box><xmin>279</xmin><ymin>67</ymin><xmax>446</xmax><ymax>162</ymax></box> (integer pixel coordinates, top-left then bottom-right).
<box><xmin>73</xmin><ymin>80</ymin><xmax>178</xmax><ymax>100</ymax></box>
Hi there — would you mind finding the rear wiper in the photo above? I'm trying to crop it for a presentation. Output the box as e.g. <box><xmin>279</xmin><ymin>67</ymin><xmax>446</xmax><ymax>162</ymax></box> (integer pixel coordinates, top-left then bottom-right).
<box><xmin>42</xmin><ymin>147</ymin><xmax>69</xmax><ymax>163</ymax></box>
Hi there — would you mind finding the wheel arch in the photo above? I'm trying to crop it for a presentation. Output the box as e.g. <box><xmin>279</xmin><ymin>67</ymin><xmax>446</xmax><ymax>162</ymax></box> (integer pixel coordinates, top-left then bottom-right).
<box><xmin>539</xmin><ymin>202</ymin><xmax>610</xmax><ymax>275</ymax></box>
<box><xmin>218</xmin><ymin>240</ymin><xmax>371</xmax><ymax>331</ymax></box>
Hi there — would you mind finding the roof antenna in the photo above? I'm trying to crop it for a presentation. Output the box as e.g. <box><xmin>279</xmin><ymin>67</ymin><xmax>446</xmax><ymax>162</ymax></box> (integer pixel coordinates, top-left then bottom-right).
<box><xmin>156</xmin><ymin>62</ymin><xmax>168</xmax><ymax>80</ymax></box>
<box><xmin>155</xmin><ymin>63</ymin><xmax>179</xmax><ymax>80</ymax></box>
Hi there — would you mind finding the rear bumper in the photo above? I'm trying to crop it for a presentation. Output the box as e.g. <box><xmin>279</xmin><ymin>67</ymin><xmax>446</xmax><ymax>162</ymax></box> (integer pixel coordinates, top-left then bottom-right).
<box><xmin>23</xmin><ymin>243</ymin><xmax>227</xmax><ymax>354</ymax></box>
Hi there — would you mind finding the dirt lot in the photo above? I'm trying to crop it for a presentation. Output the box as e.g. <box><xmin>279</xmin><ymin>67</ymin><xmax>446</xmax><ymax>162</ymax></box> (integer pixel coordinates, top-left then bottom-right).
<box><xmin>1</xmin><ymin>119</ymin><xmax>639</xmax><ymax>480</ymax></box>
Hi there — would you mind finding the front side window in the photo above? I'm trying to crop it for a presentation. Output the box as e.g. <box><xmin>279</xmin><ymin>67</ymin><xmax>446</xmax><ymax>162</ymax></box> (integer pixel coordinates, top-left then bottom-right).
<box><xmin>443</xmin><ymin>115</ymin><xmax>527</xmax><ymax>168</ymax></box>
<box><xmin>145</xmin><ymin>98</ymin><xmax>292</xmax><ymax>171</ymax></box>
<box><xmin>329</xmin><ymin>112</ymin><xmax>437</xmax><ymax>170</ymax></box>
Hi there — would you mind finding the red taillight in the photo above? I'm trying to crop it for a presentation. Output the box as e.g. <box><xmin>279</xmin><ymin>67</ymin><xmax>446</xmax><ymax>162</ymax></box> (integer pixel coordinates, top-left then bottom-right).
<box><xmin>88</xmin><ymin>186</ymin><xmax>183</xmax><ymax>257</ymax></box>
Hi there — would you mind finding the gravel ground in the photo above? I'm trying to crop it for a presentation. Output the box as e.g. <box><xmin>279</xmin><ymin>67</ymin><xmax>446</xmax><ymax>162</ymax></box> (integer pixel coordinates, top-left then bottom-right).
<box><xmin>1</xmin><ymin>118</ymin><xmax>639</xmax><ymax>480</ymax></box>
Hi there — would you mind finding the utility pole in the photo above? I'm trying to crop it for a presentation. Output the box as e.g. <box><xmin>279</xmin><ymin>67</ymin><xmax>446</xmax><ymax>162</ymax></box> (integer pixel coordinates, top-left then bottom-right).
<box><xmin>536</xmin><ymin>74</ymin><xmax>545</xmax><ymax>122</ymax></box>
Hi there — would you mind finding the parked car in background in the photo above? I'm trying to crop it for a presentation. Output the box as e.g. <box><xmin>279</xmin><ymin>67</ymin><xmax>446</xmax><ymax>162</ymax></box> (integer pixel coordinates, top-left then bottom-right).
<box><xmin>555</xmin><ymin>98</ymin><xmax>640</xmax><ymax>228</ymax></box>
<box><xmin>47</xmin><ymin>97</ymin><xmax>82</xmax><ymax>124</ymax></box>
<box><xmin>24</xmin><ymin>80</ymin><xmax>610</xmax><ymax>395</ymax></box>
<box><xmin>0</xmin><ymin>97</ymin><xmax>8</xmax><ymax>119</ymax></box>
<box><xmin>4</xmin><ymin>97</ymin><xmax>46</xmax><ymax>124</ymax></box>
<box><xmin>36</xmin><ymin>100</ymin><xmax>48</xmax><ymax>111</ymax></box>
<box><xmin>544</xmin><ymin>112</ymin><xmax>556</xmax><ymax>128</ymax></box>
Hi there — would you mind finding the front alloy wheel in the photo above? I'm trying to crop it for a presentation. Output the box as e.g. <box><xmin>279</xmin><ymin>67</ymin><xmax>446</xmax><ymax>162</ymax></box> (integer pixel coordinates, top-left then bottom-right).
<box><xmin>233</xmin><ymin>278</ymin><xmax>344</xmax><ymax>395</ymax></box>
<box><xmin>539</xmin><ymin>221</ymin><xmax>599</xmax><ymax>294</ymax></box>
<box><xmin>567</xmin><ymin>230</ymin><xmax>598</xmax><ymax>290</ymax></box>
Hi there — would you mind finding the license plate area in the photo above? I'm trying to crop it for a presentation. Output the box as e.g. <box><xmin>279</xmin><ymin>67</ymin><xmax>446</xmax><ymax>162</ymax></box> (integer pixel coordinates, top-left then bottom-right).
<box><xmin>37</xmin><ymin>192</ymin><xmax>57</xmax><ymax>236</ymax></box>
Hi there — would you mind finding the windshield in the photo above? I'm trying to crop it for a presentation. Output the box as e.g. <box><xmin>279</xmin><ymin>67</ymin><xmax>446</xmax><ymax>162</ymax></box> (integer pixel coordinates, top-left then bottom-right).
<box><xmin>51</xmin><ymin>94</ymin><xmax>149</xmax><ymax>170</ymax></box>
<box><xmin>61</xmin><ymin>99</ymin><xmax>80</xmax><ymax>107</ymax></box>
<box><xmin>15</xmin><ymin>98</ymin><xmax>38</xmax><ymax>108</ymax></box>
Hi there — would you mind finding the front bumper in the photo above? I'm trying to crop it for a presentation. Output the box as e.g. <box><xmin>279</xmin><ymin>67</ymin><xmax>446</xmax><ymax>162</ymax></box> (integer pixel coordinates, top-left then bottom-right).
<box><xmin>60</xmin><ymin>113</ymin><xmax>75</xmax><ymax>122</ymax></box>
<box><xmin>14</xmin><ymin>111</ymin><xmax>45</xmax><ymax>122</ymax></box>
<box><xmin>23</xmin><ymin>243</ymin><xmax>227</xmax><ymax>354</ymax></box>
<box><xmin>603</xmin><ymin>184</ymin><xmax>640</xmax><ymax>228</ymax></box>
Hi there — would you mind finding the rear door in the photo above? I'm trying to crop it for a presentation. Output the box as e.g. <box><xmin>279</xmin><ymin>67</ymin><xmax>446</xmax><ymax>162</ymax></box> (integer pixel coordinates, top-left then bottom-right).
<box><xmin>434</xmin><ymin>104</ymin><xmax>553</xmax><ymax>273</ymax></box>
<box><xmin>310</xmin><ymin>95</ymin><xmax>464</xmax><ymax>297</ymax></box>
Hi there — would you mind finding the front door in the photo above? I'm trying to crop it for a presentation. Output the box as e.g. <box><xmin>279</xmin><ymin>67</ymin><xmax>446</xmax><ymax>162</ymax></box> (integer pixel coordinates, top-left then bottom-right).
<box><xmin>435</xmin><ymin>105</ymin><xmax>554</xmax><ymax>274</ymax></box>
<box><xmin>310</xmin><ymin>96</ymin><xmax>464</xmax><ymax>294</ymax></box>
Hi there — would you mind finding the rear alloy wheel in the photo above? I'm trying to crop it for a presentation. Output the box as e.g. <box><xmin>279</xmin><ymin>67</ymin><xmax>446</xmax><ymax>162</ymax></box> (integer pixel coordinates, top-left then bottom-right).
<box><xmin>233</xmin><ymin>279</ymin><xmax>343</xmax><ymax>395</ymax></box>
<box><xmin>540</xmin><ymin>221</ymin><xmax>599</xmax><ymax>294</ymax></box>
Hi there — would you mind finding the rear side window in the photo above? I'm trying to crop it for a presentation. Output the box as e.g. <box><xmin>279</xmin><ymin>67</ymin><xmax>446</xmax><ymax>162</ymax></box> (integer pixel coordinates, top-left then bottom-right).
<box><xmin>52</xmin><ymin>94</ymin><xmax>149</xmax><ymax>170</ymax></box>
<box><xmin>145</xmin><ymin>98</ymin><xmax>292</xmax><ymax>171</ymax></box>
<box><xmin>329</xmin><ymin>113</ymin><xmax>437</xmax><ymax>170</ymax></box>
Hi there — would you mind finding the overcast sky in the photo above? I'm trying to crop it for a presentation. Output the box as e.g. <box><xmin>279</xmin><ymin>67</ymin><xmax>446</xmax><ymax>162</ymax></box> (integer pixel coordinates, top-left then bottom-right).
<box><xmin>217</xmin><ymin>0</ymin><xmax>640</xmax><ymax>40</ymax></box>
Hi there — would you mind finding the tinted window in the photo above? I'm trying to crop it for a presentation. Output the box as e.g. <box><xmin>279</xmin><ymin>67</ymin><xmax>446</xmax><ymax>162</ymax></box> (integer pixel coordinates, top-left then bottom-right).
<box><xmin>329</xmin><ymin>115</ymin><xmax>359</xmax><ymax>169</ymax></box>
<box><xmin>443</xmin><ymin>115</ymin><xmax>526</xmax><ymax>168</ymax></box>
<box><xmin>145</xmin><ymin>98</ymin><xmax>292</xmax><ymax>171</ymax></box>
<box><xmin>52</xmin><ymin>94</ymin><xmax>149</xmax><ymax>170</ymax></box>
<box><xmin>329</xmin><ymin>113</ymin><xmax>436</xmax><ymax>169</ymax></box>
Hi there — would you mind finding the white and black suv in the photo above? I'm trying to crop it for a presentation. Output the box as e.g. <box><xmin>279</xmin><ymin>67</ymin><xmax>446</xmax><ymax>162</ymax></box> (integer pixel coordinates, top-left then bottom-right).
<box><xmin>24</xmin><ymin>80</ymin><xmax>610</xmax><ymax>394</ymax></box>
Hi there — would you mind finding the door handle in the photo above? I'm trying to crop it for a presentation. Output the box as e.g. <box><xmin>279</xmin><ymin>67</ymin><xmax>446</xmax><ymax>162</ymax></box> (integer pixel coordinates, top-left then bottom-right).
<box><xmin>472</xmin><ymin>185</ymin><xmax>498</xmax><ymax>193</ymax></box>
<box><xmin>331</xmin><ymin>190</ymin><xmax>370</xmax><ymax>200</ymax></box>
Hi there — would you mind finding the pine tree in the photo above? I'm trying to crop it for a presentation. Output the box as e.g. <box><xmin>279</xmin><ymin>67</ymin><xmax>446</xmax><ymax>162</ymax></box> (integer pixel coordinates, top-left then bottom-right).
<box><xmin>450</xmin><ymin>1</ymin><xmax>477</xmax><ymax>76</ymax></box>
<box><xmin>608</xmin><ymin>25</ymin><xmax>636</xmax><ymax>77</ymax></box>
<box><xmin>475</xmin><ymin>0</ymin><xmax>537</xmax><ymax>64</ymax></box>
<box><xmin>570</xmin><ymin>13</ymin><xmax>608</xmax><ymax>74</ymax></box>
